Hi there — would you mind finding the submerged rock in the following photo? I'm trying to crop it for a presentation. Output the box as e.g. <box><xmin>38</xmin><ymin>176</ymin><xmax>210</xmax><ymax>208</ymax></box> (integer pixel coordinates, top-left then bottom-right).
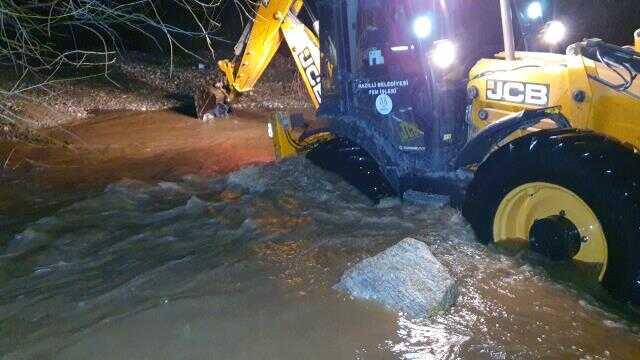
<box><xmin>334</xmin><ymin>238</ymin><xmax>457</xmax><ymax>319</ymax></box>
<box><xmin>185</xmin><ymin>196</ymin><xmax>207</xmax><ymax>214</ymax></box>
<box><xmin>7</xmin><ymin>228</ymin><xmax>54</xmax><ymax>255</ymax></box>
<box><xmin>402</xmin><ymin>190</ymin><xmax>449</xmax><ymax>207</ymax></box>
<box><xmin>376</xmin><ymin>197</ymin><xmax>402</xmax><ymax>209</ymax></box>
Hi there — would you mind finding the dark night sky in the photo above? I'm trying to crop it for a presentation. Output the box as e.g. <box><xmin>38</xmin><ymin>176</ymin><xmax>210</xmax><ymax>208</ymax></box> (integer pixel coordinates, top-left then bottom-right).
<box><xmin>121</xmin><ymin>0</ymin><xmax>640</xmax><ymax>56</ymax></box>
<box><xmin>213</xmin><ymin>0</ymin><xmax>640</xmax><ymax>48</ymax></box>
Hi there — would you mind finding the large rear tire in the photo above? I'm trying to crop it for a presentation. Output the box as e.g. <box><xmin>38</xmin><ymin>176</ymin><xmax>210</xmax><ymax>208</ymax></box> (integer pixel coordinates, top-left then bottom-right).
<box><xmin>463</xmin><ymin>129</ymin><xmax>640</xmax><ymax>303</ymax></box>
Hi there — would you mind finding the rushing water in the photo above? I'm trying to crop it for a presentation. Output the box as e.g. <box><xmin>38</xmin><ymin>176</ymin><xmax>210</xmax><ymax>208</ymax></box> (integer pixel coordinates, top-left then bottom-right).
<box><xmin>1</xmin><ymin>158</ymin><xmax>639</xmax><ymax>359</ymax></box>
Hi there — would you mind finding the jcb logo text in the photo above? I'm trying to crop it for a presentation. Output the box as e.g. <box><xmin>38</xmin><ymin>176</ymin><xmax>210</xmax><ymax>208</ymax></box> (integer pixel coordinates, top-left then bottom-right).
<box><xmin>298</xmin><ymin>47</ymin><xmax>321</xmax><ymax>104</ymax></box>
<box><xmin>486</xmin><ymin>80</ymin><xmax>549</xmax><ymax>106</ymax></box>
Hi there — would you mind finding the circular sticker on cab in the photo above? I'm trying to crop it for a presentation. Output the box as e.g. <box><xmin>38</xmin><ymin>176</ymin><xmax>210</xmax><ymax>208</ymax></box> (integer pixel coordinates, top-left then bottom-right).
<box><xmin>375</xmin><ymin>94</ymin><xmax>393</xmax><ymax>115</ymax></box>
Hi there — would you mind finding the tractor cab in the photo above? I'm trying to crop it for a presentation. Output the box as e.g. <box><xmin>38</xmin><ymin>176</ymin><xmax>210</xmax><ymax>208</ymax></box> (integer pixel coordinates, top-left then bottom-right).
<box><xmin>315</xmin><ymin>0</ymin><xmax>555</xmax><ymax>193</ymax></box>
<box><xmin>317</xmin><ymin>0</ymin><xmax>465</xmax><ymax>183</ymax></box>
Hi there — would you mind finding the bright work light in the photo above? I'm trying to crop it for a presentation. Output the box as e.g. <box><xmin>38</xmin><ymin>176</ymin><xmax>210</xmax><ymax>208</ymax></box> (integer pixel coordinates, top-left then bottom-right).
<box><xmin>431</xmin><ymin>39</ymin><xmax>456</xmax><ymax>69</ymax></box>
<box><xmin>526</xmin><ymin>1</ymin><xmax>543</xmax><ymax>20</ymax></box>
<box><xmin>413</xmin><ymin>16</ymin><xmax>432</xmax><ymax>39</ymax></box>
<box><xmin>542</xmin><ymin>20</ymin><xmax>567</xmax><ymax>44</ymax></box>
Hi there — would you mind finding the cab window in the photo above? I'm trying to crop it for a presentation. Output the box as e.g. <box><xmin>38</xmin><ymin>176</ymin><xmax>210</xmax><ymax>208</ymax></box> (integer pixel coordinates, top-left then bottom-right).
<box><xmin>353</xmin><ymin>0</ymin><xmax>446</xmax><ymax>78</ymax></box>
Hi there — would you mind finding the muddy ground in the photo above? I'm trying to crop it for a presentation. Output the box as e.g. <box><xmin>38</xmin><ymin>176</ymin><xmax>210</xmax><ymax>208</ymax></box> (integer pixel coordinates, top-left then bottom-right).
<box><xmin>0</xmin><ymin>49</ymin><xmax>309</xmax><ymax>139</ymax></box>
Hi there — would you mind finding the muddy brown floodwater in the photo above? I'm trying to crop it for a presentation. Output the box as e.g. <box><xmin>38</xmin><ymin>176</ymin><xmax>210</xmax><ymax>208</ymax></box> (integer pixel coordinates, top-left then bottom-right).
<box><xmin>1</xmin><ymin>109</ymin><xmax>277</xmax><ymax>187</ymax></box>
<box><xmin>1</xmin><ymin>110</ymin><xmax>640</xmax><ymax>359</ymax></box>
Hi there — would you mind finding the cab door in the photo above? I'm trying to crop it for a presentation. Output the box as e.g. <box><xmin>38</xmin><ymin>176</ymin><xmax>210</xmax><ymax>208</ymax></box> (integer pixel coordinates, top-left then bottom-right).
<box><xmin>348</xmin><ymin>0</ymin><xmax>446</xmax><ymax>157</ymax></box>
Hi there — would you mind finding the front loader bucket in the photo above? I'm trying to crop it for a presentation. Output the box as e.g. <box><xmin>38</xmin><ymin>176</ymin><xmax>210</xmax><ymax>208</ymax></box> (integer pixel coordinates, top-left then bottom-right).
<box><xmin>268</xmin><ymin>112</ymin><xmax>332</xmax><ymax>161</ymax></box>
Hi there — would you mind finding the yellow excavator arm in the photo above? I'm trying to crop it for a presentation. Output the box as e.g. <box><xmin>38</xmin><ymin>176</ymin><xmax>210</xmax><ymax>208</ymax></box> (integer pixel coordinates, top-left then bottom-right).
<box><xmin>218</xmin><ymin>0</ymin><xmax>321</xmax><ymax>109</ymax></box>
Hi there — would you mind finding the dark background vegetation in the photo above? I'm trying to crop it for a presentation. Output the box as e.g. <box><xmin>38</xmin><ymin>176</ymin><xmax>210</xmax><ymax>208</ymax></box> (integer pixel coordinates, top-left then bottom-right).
<box><xmin>0</xmin><ymin>0</ymin><xmax>637</xmax><ymax>141</ymax></box>
<box><xmin>2</xmin><ymin>1</ymin><xmax>639</xmax><ymax>69</ymax></box>
<box><xmin>27</xmin><ymin>1</ymin><xmax>640</xmax><ymax>54</ymax></box>
<box><xmin>1</xmin><ymin>0</ymin><xmax>639</xmax><ymax>92</ymax></box>
<box><xmin>126</xmin><ymin>0</ymin><xmax>640</xmax><ymax>55</ymax></box>
<box><xmin>209</xmin><ymin>0</ymin><xmax>640</xmax><ymax>53</ymax></box>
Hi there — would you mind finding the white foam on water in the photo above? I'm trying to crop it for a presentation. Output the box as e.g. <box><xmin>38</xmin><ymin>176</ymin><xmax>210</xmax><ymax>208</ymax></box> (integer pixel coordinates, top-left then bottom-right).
<box><xmin>1</xmin><ymin>157</ymin><xmax>639</xmax><ymax>359</ymax></box>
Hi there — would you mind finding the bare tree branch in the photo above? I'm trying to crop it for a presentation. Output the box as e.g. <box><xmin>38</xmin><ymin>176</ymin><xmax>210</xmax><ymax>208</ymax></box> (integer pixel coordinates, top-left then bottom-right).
<box><xmin>0</xmin><ymin>0</ymin><xmax>236</xmax><ymax>132</ymax></box>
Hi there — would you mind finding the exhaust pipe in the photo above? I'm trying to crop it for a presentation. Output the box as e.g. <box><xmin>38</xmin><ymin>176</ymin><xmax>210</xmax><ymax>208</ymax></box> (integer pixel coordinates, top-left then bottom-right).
<box><xmin>499</xmin><ymin>0</ymin><xmax>516</xmax><ymax>61</ymax></box>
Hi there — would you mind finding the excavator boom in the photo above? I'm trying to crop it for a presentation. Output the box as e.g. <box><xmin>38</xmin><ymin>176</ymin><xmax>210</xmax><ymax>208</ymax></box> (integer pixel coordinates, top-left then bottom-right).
<box><xmin>201</xmin><ymin>0</ymin><xmax>320</xmax><ymax>120</ymax></box>
<box><xmin>280</xmin><ymin>13</ymin><xmax>321</xmax><ymax>108</ymax></box>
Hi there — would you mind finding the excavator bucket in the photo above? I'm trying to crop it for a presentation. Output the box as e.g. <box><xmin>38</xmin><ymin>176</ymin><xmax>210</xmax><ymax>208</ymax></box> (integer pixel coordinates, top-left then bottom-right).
<box><xmin>195</xmin><ymin>0</ymin><xmax>290</xmax><ymax>121</ymax></box>
<box><xmin>194</xmin><ymin>85</ymin><xmax>230</xmax><ymax>121</ymax></box>
<box><xmin>196</xmin><ymin>0</ymin><xmax>320</xmax><ymax>120</ymax></box>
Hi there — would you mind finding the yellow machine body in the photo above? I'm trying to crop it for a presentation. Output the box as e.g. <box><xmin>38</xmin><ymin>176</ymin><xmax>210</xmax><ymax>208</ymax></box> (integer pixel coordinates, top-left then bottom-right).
<box><xmin>466</xmin><ymin>38</ymin><xmax>640</xmax><ymax>290</ymax></box>
<box><xmin>468</xmin><ymin>51</ymin><xmax>640</xmax><ymax>148</ymax></box>
<box><xmin>218</xmin><ymin>0</ymin><xmax>321</xmax><ymax>108</ymax></box>
<box><xmin>259</xmin><ymin>2</ymin><xmax>640</xmax><ymax>302</ymax></box>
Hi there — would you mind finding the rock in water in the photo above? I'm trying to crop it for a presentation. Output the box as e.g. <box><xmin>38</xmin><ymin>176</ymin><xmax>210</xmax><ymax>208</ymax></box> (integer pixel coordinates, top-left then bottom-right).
<box><xmin>334</xmin><ymin>238</ymin><xmax>457</xmax><ymax>319</ymax></box>
<box><xmin>403</xmin><ymin>190</ymin><xmax>450</xmax><ymax>207</ymax></box>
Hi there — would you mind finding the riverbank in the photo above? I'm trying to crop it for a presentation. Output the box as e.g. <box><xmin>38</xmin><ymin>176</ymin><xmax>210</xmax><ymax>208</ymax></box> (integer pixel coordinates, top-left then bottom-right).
<box><xmin>0</xmin><ymin>50</ymin><xmax>309</xmax><ymax>141</ymax></box>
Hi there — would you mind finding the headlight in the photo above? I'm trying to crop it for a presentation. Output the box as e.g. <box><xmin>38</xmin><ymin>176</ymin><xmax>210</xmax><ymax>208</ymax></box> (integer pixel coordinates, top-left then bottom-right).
<box><xmin>431</xmin><ymin>40</ymin><xmax>456</xmax><ymax>69</ymax></box>
<box><xmin>413</xmin><ymin>16</ymin><xmax>432</xmax><ymax>39</ymax></box>
<box><xmin>542</xmin><ymin>20</ymin><xmax>567</xmax><ymax>45</ymax></box>
<box><xmin>526</xmin><ymin>1</ymin><xmax>544</xmax><ymax>20</ymax></box>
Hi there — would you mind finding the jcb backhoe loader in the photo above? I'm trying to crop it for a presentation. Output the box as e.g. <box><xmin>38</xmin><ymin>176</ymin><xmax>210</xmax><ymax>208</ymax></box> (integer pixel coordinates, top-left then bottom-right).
<box><xmin>269</xmin><ymin>0</ymin><xmax>640</xmax><ymax>304</ymax></box>
<box><xmin>195</xmin><ymin>0</ymin><xmax>321</xmax><ymax>120</ymax></box>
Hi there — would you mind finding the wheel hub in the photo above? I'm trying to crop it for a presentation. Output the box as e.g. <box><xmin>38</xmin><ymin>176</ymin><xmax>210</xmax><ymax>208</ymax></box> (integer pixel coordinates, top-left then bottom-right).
<box><xmin>529</xmin><ymin>214</ymin><xmax>582</xmax><ymax>261</ymax></box>
<box><xmin>494</xmin><ymin>182</ymin><xmax>608</xmax><ymax>281</ymax></box>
